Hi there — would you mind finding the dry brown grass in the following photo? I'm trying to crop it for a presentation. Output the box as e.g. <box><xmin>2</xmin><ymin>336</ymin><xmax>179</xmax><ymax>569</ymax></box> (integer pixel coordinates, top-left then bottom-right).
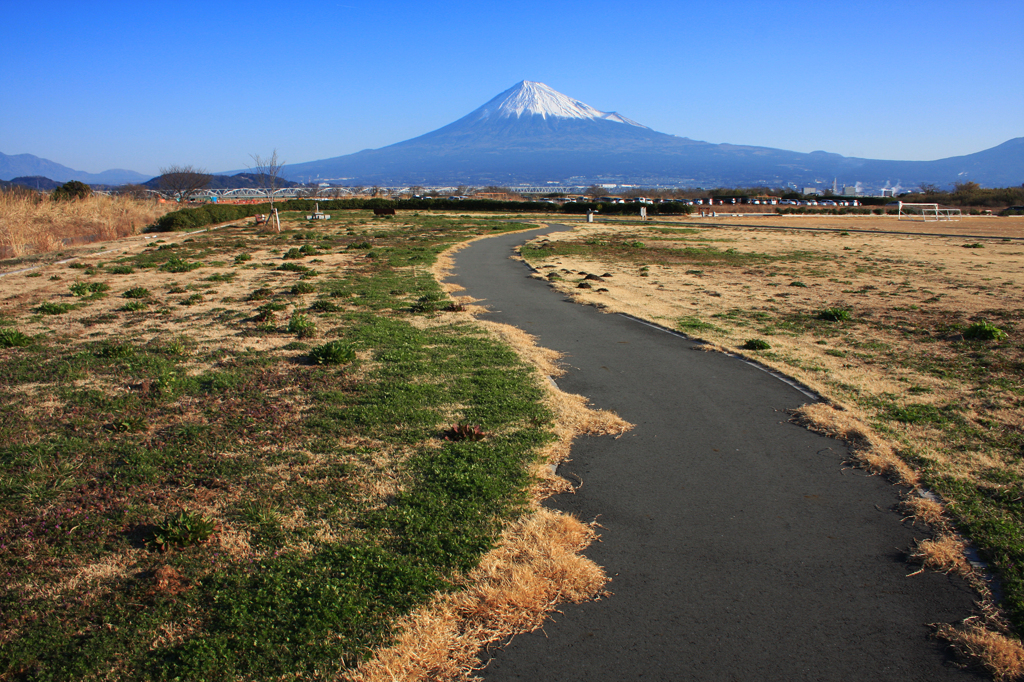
<box><xmin>792</xmin><ymin>403</ymin><xmax>918</xmax><ymax>486</ymax></box>
<box><xmin>0</xmin><ymin>191</ymin><xmax>173</xmax><ymax>258</ymax></box>
<box><xmin>908</xmin><ymin>534</ymin><xmax>970</xmax><ymax>577</ymax></box>
<box><xmin>935</xmin><ymin>622</ymin><xmax>1024</xmax><ymax>681</ymax></box>
<box><xmin>344</xmin><ymin>509</ymin><xmax>608</xmax><ymax>682</ymax></box>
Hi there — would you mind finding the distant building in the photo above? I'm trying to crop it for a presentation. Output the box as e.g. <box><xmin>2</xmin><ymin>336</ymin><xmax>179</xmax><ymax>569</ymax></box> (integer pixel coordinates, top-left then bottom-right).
<box><xmin>842</xmin><ymin>186</ymin><xmax>859</xmax><ymax>196</ymax></box>
<box><xmin>803</xmin><ymin>187</ymin><xmax>821</xmax><ymax>196</ymax></box>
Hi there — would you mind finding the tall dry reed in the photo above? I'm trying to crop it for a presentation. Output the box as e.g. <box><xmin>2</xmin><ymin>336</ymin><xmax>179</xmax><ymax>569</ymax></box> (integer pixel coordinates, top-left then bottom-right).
<box><xmin>0</xmin><ymin>191</ymin><xmax>174</xmax><ymax>258</ymax></box>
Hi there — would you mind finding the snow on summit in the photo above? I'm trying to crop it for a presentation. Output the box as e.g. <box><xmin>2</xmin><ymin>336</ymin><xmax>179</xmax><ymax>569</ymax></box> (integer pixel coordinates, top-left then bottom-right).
<box><xmin>470</xmin><ymin>80</ymin><xmax>648</xmax><ymax>127</ymax></box>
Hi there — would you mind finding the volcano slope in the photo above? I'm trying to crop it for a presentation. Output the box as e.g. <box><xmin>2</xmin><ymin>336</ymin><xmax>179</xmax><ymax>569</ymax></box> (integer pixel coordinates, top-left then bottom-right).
<box><xmin>448</xmin><ymin>225</ymin><xmax>985</xmax><ymax>681</ymax></box>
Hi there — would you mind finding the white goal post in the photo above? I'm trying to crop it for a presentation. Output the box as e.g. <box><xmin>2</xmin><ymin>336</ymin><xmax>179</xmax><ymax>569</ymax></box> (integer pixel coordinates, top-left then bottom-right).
<box><xmin>897</xmin><ymin>201</ymin><xmax>962</xmax><ymax>221</ymax></box>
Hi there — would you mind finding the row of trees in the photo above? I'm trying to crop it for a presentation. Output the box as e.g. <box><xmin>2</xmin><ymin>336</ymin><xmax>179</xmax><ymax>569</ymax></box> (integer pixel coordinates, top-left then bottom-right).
<box><xmin>911</xmin><ymin>181</ymin><xmax>1024</xmax><ymax>207</ymax></box>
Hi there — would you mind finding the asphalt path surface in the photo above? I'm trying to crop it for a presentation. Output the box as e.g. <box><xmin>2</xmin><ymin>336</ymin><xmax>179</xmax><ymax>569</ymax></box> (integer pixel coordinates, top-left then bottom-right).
<box><xmin>447</xmin><ymin>225</ymin><xmax>984</xmax><ymax>681</ymax></box>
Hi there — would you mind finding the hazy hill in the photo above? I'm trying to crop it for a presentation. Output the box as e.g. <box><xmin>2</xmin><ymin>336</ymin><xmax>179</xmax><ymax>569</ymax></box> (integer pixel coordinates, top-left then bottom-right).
<box><xmin>141</xmin><ymin>173</ymin><xmax>301</xmax><ymax>191</ymax></box>
<box><xmin>0</xmin><ymin>152</ymin><xmax>151</xmax><ymax>185</ymax></box>
<box><xmin>6</xmin><ymin>176</ymin><xmax>61</xmax><ymax>191</ymax></box>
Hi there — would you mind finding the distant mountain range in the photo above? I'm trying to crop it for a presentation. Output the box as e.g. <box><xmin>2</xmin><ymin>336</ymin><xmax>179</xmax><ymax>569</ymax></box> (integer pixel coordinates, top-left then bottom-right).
<box><xmin>6</xmin><ymin>82</ymin><xmax>1022</xmax><ymax>191</ymax></box>
<box><xmin>279</xmin><ymin>81</ymin><xmax>1024</xmax><ymax>189</ymax></box>
<box><xmin>0</xmin><ymin>152</ymin><xmax>151</xmax><ymax>186</ymax></box>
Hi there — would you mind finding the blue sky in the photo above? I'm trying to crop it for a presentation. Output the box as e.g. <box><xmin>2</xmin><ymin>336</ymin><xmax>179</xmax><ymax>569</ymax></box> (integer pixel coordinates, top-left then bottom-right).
<box><xmin>2</xmin><ymin>0</ymin><xmax>1021</xmax><ymax>177</ymax></box>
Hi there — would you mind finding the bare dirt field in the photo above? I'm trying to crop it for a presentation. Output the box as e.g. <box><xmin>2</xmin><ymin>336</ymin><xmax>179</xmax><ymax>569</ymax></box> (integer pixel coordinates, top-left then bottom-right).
<box><xmin>520</xmin><ymin>214</ymin><xmax>1024</xmax><ymax>677</ymax></box>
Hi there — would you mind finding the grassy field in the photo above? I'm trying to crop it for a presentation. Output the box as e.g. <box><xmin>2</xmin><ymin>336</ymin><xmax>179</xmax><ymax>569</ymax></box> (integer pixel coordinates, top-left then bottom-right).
<box><xmin>521</xmin><ymin>215</ymin><xmax>1024</xmax><ymax>675</ymax></box>
<box><xmin>0</xmin><ymin>210</ymin><xmax>603</xmax><ymax>680</ymax></box>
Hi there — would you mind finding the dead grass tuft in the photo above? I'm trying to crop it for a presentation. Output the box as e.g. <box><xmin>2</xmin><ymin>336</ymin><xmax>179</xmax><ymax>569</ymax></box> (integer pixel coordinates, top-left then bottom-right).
<box><xmin>907</xmin><ymin>534</ymin><xmax>969</xmax><ymax>577</ymax></box>
<box><xmin>344</xmin><ymin>509</ymin><xmax>608</xmax><ymax>682</ymax></box>
<box><xmin>899</xmin><ymin>495</ymin><xmax>947</xmax><ymax>527</ymax></box>
<box><xmin>935</xmin><ymin>622</ymin><xmax>1024</xmax><ymax>681</ymax></box>
<box><xmin>151</xmin><ymin>565</ymin><xmax>191</xmax><ymax>596</ymax></box>
<box><xmin>791</xmin><ymin>402</ymin><xmax>919</xmax><ymax>486</ymax></box>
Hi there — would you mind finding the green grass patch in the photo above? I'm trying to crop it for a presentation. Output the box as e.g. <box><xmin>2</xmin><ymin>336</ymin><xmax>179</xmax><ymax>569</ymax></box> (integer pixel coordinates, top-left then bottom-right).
<box><xmin>0</xmin><ymin>214</ymin><xmax>556</xmax><ymax>681</ymax></box>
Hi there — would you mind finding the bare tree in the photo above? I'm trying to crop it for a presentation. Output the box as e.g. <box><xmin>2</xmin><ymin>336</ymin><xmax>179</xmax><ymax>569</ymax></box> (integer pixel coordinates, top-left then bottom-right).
<box><xmin>247</xmin><ymin>150</ymin><xmax>285</xmax><ymax>231</ymax></box>
<box><xmin>117</xmin><ymin>184</ymin><xmax>154</xmax><ymax>201</ymax></box>
<box><xmin>159</xmin><ymin>165</ymin><xmax>212</xmax><ymax>203</ymax></box>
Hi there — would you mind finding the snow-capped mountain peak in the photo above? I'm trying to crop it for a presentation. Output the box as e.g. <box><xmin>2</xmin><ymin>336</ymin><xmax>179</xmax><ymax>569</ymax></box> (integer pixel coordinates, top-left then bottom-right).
<box><xmin>469</xmin><ymin>80</ymin><xmax>648</xmax><ymax>128</ymax></box>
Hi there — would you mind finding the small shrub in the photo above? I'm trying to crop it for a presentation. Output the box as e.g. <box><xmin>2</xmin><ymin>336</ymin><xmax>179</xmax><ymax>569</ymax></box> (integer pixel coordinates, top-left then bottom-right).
<box><xmin>444</xmin><ymin>424</ymin><xmax>486</xmax><ymax>442</ymax></box>
<box><xmin>180</xmin><ymin>294</ymin><xmax>203</xmax><ymax>306</ymax></box>
<box><xmin>962</xmin><ymin>243</ymin><xmax>985</xmax><ymax>249</ymax></box>
<box><xmin>789</xmin><ymin>281</ymin><xmax>807</xmax><ymax>288</ymax></box>
<box><xmin>149</xmin><ymin>511</ymin><xmax>215</xmax><ymax>552</ymax></box>
<box><xmin>0</xmin><ymin>329</ymin><xmax>32</xmax><ymax>347</ymax></box>
<box><xmin>123</xmin><ymin>287</ymin><xmax>150</xmax><ymax>299</ymax></box>
<box><xmin>310</xmin><ymin>299</ymin><xmax>340</xmax><ymax>313</ymax></box>
<box><xmin>51</xmin><ymin>180</ymin><xmax>92</xmax><ymax>201</ymax></box>
<box><xmin>963</xmin><ymin>320</ymin><xmax>1008</xmax><ymax>341</ymax></box>
<box><xmin>234</xmin><ymin>253</ymin><xmax>252</xmax><ymax>263</ymax></box>
<box><xmin>70</xmin><ymin>281</ymin><xmax>110</xmax><ymax>297</ymax></box>
<box><xmin>161</xmin><ymin>257</ymin><xmax>202</xmax><ymax>273</ymax></box>
<box><xmin>347</xmin><ymin>241</ymin><xmax>373</xmax><ymax>250</ymax></box>
<box><xmin>164</xmin><ymin>337</ymin><xmax>194</xmax><ymax>356</ymax></box>
<box><xmin>411</xmin><ymin>292</ymin><xmax>445</xmax><ymax>314</ymax></box>
<box><xmin>817</xmin><ymin>308</ymin><xmax>851</xmax><ymax>322</ymax></box>
<box><xmin>68</xmin><ymin>262</ymin><xmax>89</xmax><ymax>269</ymax></box>
<box><xmin>446</xmin><ymin>302</ymin><xmax>466</xmax><ymax>312</ymax></box>
<box><xmin>288</xmin><ymin>313</ymin><xmax>317</xmax><ymax>338</ymax></box>
<box><xmin>206</xmin><ymin>273</ymin><xmax>235</xmax><ymax>283</ymax></box>
<box><xmin>742</xmin><ymin>339</ymin><xmax>771</xmax><ymax>350</ymax></box>
<box><xmin>96</xmin><ymin>342</ymin><xmax>136</xmax><ymax>359</ymax></box>
<box><xmin>282</xmin><ymin>341</ymin><xmax>310</xmax><ymax>351</ymax></box>
<box><xmin>120</xmin><ymin>301</ymin><xmax>148</xmax><ymax>312</ymax></box>
<box><xmin>37</xmin><ymin>302</ymin><xmax>73</xmax><ymax>315</ymax></box>
<box><xmin>277</xmin><ymin>262</ymin><xmax>310</xmax><ymax>273</ymax></box>
<box><xmin>249</xmin><ymin>287</ymin><xmax>274</xmax><ymax>301</ymax></box>
<box><xmin>107</xmin><ymin>265</ymin><xmax>135</xmax><ymax>274</ymax></box>
<box><xmin>291</xmin><ymin>282</ymin><xmax>317</xmax><ymax>295</ymax></box>
<box><xmin>309</xmin><ymin>340</ymin><xmax>356</xmax><ymax>365</ymax></box>
<box><xmin>283</xmin><ymin>247</ymin><xmax>305</xmax><ymax>260</ymax></box>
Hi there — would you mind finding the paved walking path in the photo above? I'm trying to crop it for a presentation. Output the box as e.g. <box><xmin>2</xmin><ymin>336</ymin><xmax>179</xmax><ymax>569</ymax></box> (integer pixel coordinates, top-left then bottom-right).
<box><xmin>448</xmin><ymin>226</ymin><xmax>984</xmax><ymax>681</ymax></box>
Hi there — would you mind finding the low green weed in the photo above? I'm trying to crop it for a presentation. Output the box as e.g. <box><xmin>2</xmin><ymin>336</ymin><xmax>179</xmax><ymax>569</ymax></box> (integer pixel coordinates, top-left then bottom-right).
<box><xmin>309</xmin><ymin>340</ymin><xmax>356</xmax><ymax>365</ymax></box>
<box><xmin>0</xmin><ymin>329</ymin><xmax>32</xmax><ymax>347</ymax></box>
<box><xmin>70</xmin><ymin>281</ymin><xmax>110</xmax><ymax>297</ymax></box>
<box><xmin>288</xmin><ymin>313</ymin><xmax>317</xmax><ymax>338</ymax></box>
<box><xmin>149</xmin><ymin>511</ymin><xmax>216</xmax><ymax>551</ymax></box>
<box><xmin>817</xmin><ymin>308</ymin><xmax>851</xmax><ymax>322</ymax></box>
<box><xmin>963</xmin><ymin>320</ymin><xmax>1008</xmax><ymax>341</ymax></box>
<box><xmin>37</xmin><ymin>301</ymin><xmax>74</xmax><ymax>315</ymax></box>
<box><xmin>161</xmin><ymin>257</ymin><xmax>202</xmax><ymax>273</ymax></box>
